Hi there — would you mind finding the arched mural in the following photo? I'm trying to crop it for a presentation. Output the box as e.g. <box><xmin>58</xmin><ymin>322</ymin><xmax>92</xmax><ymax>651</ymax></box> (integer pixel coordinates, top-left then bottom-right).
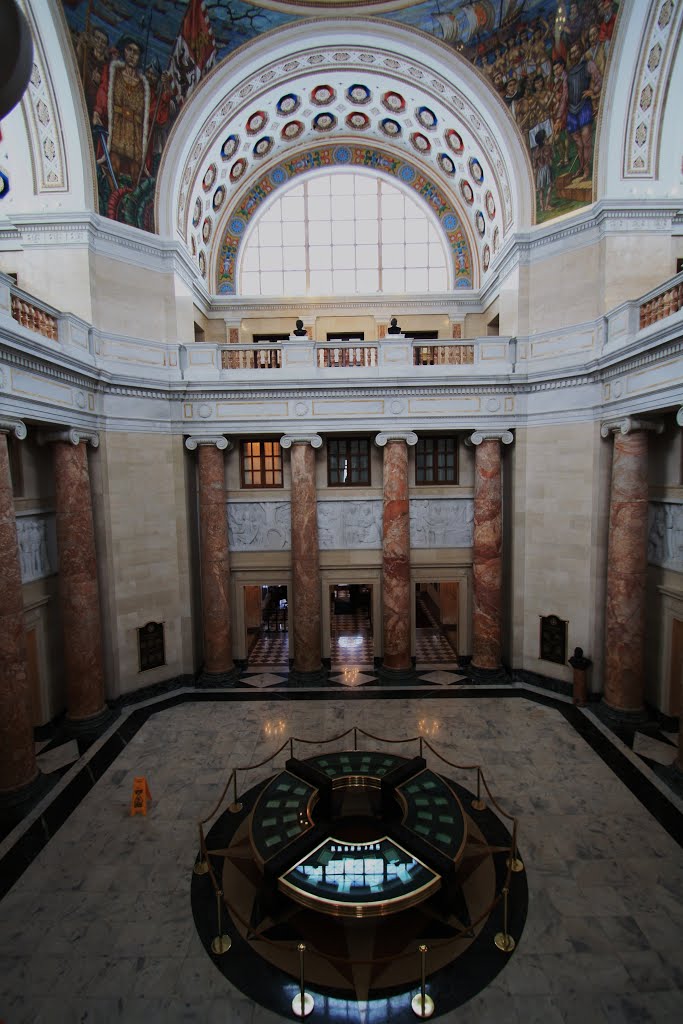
<box><xmin>61</xmin><ymin>0</ymin><xmax>619</xmax><ymax>230</ymax></box>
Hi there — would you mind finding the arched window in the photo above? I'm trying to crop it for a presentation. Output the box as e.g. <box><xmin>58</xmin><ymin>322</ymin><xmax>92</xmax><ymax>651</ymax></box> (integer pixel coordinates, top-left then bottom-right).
<box><xmin>238</xmin><ymin>171</ymin><xmax>450</xmax><ymax>296</ymax></box>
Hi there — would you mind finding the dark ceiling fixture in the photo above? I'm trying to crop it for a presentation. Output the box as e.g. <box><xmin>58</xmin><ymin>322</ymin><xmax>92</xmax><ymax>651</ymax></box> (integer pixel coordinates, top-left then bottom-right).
<box><xmin>0</xmin><ymin>0</ymin><xmax>34</xmax><ymax>121</ymax></box>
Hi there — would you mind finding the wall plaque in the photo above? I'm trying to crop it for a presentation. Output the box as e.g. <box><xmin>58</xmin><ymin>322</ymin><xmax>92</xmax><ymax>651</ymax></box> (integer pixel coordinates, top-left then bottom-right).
<box><xmin>539</xmin><ymin>615</ymin><xmax>567</xmax><ymax>665</ymax></box>
<box><xmin>139</xmin><ymin>621</ymin><xmax>165</xmax><ymax>671</ymax></box>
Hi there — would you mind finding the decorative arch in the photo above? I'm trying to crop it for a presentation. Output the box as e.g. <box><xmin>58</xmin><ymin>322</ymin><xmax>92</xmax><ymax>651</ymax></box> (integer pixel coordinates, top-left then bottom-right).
<box><xmin>214</xmin><ymin>144</ymin><xmax>474</xmax><ymax>294</ymax></box>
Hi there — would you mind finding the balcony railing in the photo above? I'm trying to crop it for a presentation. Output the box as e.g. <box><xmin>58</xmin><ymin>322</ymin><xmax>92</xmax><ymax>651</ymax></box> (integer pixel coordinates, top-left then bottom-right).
<box><xmin>221</xmin><ymin>346</ymin><xmax>282</xmax><ymax>370</ymax></box>
<box><xmin>317</xmin><ymin>345</ymin><xmax>378</xmax><ymax>368</ymax></box>
<box><xmin>413</xmin><ymin>343</ymin><xmax>474</xmax><ymax>366</ymax></box>
<box><xmin>639</xmin><ymin>273</ymin><xmax>683</xmax><ymax>329</ymax></box>
<box><xmin>11</xmin><ymin>294</ymin><xmax>58</xmax><ymax>341</ymax></box>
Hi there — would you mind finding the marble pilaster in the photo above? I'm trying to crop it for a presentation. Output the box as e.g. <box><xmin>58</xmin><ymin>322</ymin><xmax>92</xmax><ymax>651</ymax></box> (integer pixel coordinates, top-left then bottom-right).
<box><xmin>601</xmin><ymin>417</ymin><xmax>663</xmax><ymax>718</ymax></box>
<box><xmin>185</xmin><ymin>436</ymin><xmax>238</xmax><ymax>685</ymax></box>
<box><xmin>41</xmin><ymin>429</ymin><xmax>109</xmax><ymax>727</ymax></box>
<box><xmin>376</xmin><ymin>431</ymin><xmax>417</xmax><ymax>679</ymax></box>
<box><xmin>469</xmin><ymin>430</ymin><xmax>513</xmax><ymax>673</ymax></box>
<box><xmin>281</xmin><ymin>434</ymin><xmax>324</xmax><ymax>682</ymax></box>
<box><xmin>0</xmin><ymin>420</ymin><xmax>40</xmax><ymax>803</ymax></box>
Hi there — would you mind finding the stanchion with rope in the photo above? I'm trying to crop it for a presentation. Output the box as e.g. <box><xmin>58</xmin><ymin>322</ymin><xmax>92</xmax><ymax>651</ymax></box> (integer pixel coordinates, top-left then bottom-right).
<box><xmin>211</xmin><ymin>889</ymin><xmax>232</xmax><ymax>955</ymax></box>
<box><xmin>471</xmin><ymin>766</ymin><xmax>486</xmax><ymax>811</ymax></box>
<box><xmin>507</xmin><ymin>821</ymin><xmax>524</xmax><ymax>873</ymax></box>
<box><xmin>291</xmin><ymin>942</ymin><xmax>315</xmax><ymax>1017</ymax></box>
<box><xmin>193</xmin><ymin>822</ymin><xmax>209</xmax><ymax>876</ymax></box>
<box><xmin>494</xmin><ymin>886</ymin><xmax>516</xmax><ymax>953</ymax></box>
<box><xmin>411</xmin><ymin>943</ymin><xmax>435</xmax><ymax>1018</ymax></box>
<box><xmin>228</xmin><ymin>769</ymin><xmax>242</xmax><ymax>814</ymax></box>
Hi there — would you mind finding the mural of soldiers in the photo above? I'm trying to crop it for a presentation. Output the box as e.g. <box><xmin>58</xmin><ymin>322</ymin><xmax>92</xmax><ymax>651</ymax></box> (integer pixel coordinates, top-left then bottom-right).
<box><xmin>76</xmin><ymin>26</ymin><xmax>110</xmax><ymax>115</ymax></box>
<box><xmin>567</xmin><ymin>40</ymin><xmax>601</xmax><ymax>181</ymax></box>
<box><xmin>93</xmin><ymin>36</ymin><xmax>151</xmax><ymax>185</ymax></box>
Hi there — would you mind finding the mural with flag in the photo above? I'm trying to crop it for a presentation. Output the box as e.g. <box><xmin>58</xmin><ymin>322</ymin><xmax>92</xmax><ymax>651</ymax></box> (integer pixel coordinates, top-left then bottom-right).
<box><xmin>169</xmin><ymin>0</ymin><xmax>217</xmax><ymax>110</ymax></box>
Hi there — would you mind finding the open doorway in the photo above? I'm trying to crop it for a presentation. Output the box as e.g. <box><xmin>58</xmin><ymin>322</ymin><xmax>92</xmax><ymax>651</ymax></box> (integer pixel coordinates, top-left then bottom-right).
<box><xmin>244</xmin><ymin>584</ymin><xmax>289</xmax><ymax>667</ymax></box>
<box><xmin>415</xmin><ymin>582</ymin><xmax>458</xmax><ymax>665</ymax></box>
<box><xmin>329</xmin><ymin>584</ymin><xmax>373</xmax><ymax>667</ymax></box>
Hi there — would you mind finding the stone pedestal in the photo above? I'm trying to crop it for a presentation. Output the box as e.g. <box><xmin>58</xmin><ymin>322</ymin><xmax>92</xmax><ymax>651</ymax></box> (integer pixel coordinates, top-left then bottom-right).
<box><xmin>281</xmin><ymin>434</ymin><xmax>325</xmax><ymax>684</ymax></box>
<box><xmin>601</xmin><ymin>418</ymin><xmax>662</xmax><ymax>720</ymax></box>
<box><xmin>469</xmin><ymin>430</ymin><xmax>513</xmax><ymax>675</ymax></box>
<box><xmin>186</xmin><ymin>436</ymin><xmax>239</xmax><ymax>686</ymax></box>
<box><xmin>45</xmin><ymin>429</ymin><xmax>109</xmax><ymax>728</ymax></box>
<box><xmin>0</xmin><ymin>421</ymin><xmax>40</xmax><ymax>804</ymax></box>
<box><xmin>376</xmin><ymin>432</ymin><xmax>417</xmax><ymax>682</ymax></box>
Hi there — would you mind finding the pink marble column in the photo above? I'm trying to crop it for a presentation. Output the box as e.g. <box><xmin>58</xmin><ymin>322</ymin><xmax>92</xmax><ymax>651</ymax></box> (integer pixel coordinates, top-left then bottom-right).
<box><xmin>470</xmin><ymin>430</ymin><xmax>512</xmax><ymax>671</ymax></box>
<box><xmin>186</xmin><ymin>436</ymin><xmax>236</xmax><ymax>682</ymax></box>
<box><xmin>0</xmin><ymin>421</ymin><xmax>39</xmax><ymax>800</ymax></box>
<box><xmin>48</xmin><ymin>430</ymin><xmax>108</xmax><ymax>723</ymax></box>
<box><xmin>602</xmin><ymin>418</ymin><xmax>661</xmax><ymax>715</ymax></box>
<box><xmin>282</xmin><ymin>434</ymin><xmax>322</xmax><ymax>677</ymax></box>
<box><xmin>377</xmin><ymin>432</ymin><xmax>416</xmax><ymax>674</ymax></box>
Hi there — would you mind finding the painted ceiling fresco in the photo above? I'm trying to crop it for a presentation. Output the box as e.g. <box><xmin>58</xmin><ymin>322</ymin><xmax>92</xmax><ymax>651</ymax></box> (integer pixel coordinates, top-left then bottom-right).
<box><xmin>61</xmin><ymin>0</ymin><xmax>620</xmax><ymax>241</ymax></box>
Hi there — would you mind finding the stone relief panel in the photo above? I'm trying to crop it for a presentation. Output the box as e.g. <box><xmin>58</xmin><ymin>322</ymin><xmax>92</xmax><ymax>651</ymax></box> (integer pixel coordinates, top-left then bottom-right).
<box><xmin>227</xmin><ymin>501</ymin><xmax>291</xmax><ymax>551</ymax></box>
<box><xmin>16</xmin><ymin>513</ymin><xmax>58</xmax><ymax>583</ymax></box>
<box><xmin>648</xmin><ymin>501</ymin><xmax>683</xmax><ymax>571</ymax></box>
<box><xmin>410</xmin><ymin>498</ymin><xmax>474</xmax><ymax>548</ymax></box>
<box><xmin>317</xmin><ymin>500</ymin><xmax>383</xmax><ymax>550</ymax></box>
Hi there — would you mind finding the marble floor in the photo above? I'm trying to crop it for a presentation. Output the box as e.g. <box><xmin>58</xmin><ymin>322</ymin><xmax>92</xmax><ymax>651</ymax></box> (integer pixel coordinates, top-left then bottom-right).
<box><xmin>1</xmin><ymin>689</ymin><xmax>682</xmax><ymax>1023</ymax></box>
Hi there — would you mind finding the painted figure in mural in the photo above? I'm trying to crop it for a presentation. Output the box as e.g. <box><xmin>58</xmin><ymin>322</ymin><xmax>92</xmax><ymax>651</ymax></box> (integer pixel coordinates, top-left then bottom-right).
<box><xmin>551</xmin><ymin>58</ymin><xmax>569</xmax><ymax>167</ymax></box>
<box><xmin>533</xmin><ymin>128</ymin><xmax>553</xmax><ymax>212</ymax></box>
<box><xmin>76</xmin><ymin>25</ymin><xmax>110</xmax><ymax>115</ymax></box>
<box><xmin>93</xmin><ymin>37</ymin><xmax>150</xmax><ymax>186</ymax></box>
<box><xmin>145</xmin><ymin>61</ymin><xmax>175</xmax><ymax>171</ymax></box>
<box><xmin>566</xmin><ymin>41</ymin><xmax>601</xmax><ymax>181</ymax></box>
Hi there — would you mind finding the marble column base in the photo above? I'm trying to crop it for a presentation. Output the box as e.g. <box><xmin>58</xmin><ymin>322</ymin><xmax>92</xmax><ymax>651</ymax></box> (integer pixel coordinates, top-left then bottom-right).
<box><xmin>0</xmin><ymin>768</ymin><xmax>50</xmax><ymax>818</ymax></box>
<box><xmin>196</xmin><ymin>666</ymin><xmax>241</xmax><ymax>689</ymax></box>
<box><xmin>288</xmin><ymin>666</ymin><xmax>329</xmax><ymax>688</ymax></box>
<box><xmin>599</xmin><ymin>699</ymin><xmax>650</xmax><ymax>729</ymax></box>
<box><xmin>65</xmin><ymin>704</ymin><xmax>119</xmax><ymax>737</ymax></box>
<box><xmin>377</xmin><ymin>663</ymin><xmax>418</xmax><ymax>686</ymax></box>
<box><xmin>466</xmin><ymin>664</ymin><xmax>511</xmax><ymax>685</ymax></box>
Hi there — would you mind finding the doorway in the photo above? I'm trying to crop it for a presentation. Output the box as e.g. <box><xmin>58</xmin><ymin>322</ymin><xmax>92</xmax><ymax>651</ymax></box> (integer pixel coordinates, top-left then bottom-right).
<box><xmin>329</xmin><ymin>584</ymin><xmax>373</xmax><ymax>667</ymax></box>
<box><xmin>415</xmin><ymin>582</ymin><xmax>459</xmax><ymax>665</ymax></box>
<box><xmin>244</xmin><ymin>584</ymin><xmax>289</xmax><ymax>667</ymax></box>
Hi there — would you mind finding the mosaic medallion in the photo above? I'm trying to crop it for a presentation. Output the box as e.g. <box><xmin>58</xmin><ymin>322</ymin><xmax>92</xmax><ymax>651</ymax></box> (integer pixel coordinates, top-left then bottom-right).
<box><xmin>437</xmin><ymin>153</ymin><xmax>456</xmax><ymax>176</ymax></box>
<box><xmin>345</xmin><ymin>111</ymin><xmax>370</xmax><ymax>130</ymax></box>
<box><xmin>459</xmin><ymin>179</ymin><xmax>474</xmax><ymax>204</ymax></box>
<box><xmin>230</xmin><ymin>158</ymin><xmax>248</xmax><ymax>183</ymax></box>
<box><xmin>201</xmin><ymin>216</ymin><xmax>212</xmax><ymax>244</ymax></box>
<box><xmin>416</xmin><ymin>105</ymin><xmax>438</xmax><ymax>130</ymax></box>
<box><xmin>212</xmin><ymin>185</ymin><xmax>226</xmax><ymax>212</ymax></box>
<box><xmin>382</xmin><ymin>90</ymin><xmax>406</xmax><ymax>113</ymax></box>
<box><xmin>220</xmin><ymin>134</ymin><xmax>239</xmax><ymax>161</ymax></box>
<box><xmin>410</xmin><ymin>131</ymin><xmax>431</xmax><ymax>154</ymax></box>
<box><xmin>346</xmin><ymin>83</ymin><xmax>371</xmax><ymax>104</ymax></box>
<box><xmin>311</xmin><ymin>84</ymin><xmax>336</xmax><ymax>105</ymax></box>
<box><xmin>469</xmin><ymin>157</ymin><xmax>484</xmax><ymax>185</ymax></box>
<box><xmin>192</xmin><ymin>196</ymin><xmax>202</xmax><ymax>227</ymax></box>
<box><xmin>493</xmin><ymin>225</ymin><xmax>500</xmax><ymax>252</ymax></box>
<box><xmin>198</xmin><ymin>250</ymin><xmax>206</xmax><ymax>277</ymax></box>
<box><xmin>276</xmin><ymin>93</ymin><xmax>300</xmax><ymax>116</ymax></box>
<box><xmin>485</xmin><ymin>190</ymin><xmax>496</xmax><ymax>219</ymax></box>
<box><xmin>312</xmin><ymin>112</ymin><xmax>337</xmax><ymax>132</ymax></box>
<box><xmin>380</xmin><ymin>117</ymin><xmax>401</xmax><ymax>138</ymax></box>
<box><xmin>246</xmin><ymin>110</ymin><xmax>268</xmax><ymax>135</ymax></box>
<box><xmin>253</xmin><ymin>136</ymin><xmax>274</xmax><ymax>158</ymax></box>
<box><xmin>483</xmin><ymin>244</ymin><xmax>491</xmax><ymax>271</ymax></box>
<box><xmin>475</xmin><ymin>210</ymin><xmax>486</xmax><ymax>236</ymax></box>
<box><xmin>445</xmin><ymin>128</ymin><xmax>464</xmax><ymax>154</ymax></box>
<box><xmin>281</xmin><ymin>120</ymin><xmax>305</xmax><ymax>140</ymax></box>
<box><xmin>202</xmin><ymin>163</ymin><xmax>217</xmax><ymax>192</ymax></box>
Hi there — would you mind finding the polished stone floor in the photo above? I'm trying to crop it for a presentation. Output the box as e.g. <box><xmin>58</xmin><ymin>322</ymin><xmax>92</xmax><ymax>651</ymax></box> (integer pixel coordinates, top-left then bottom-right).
<box><xmin>1</xmin><ymin>690</ymin><xmax>682</xmax><ymax>1023</ymax></box>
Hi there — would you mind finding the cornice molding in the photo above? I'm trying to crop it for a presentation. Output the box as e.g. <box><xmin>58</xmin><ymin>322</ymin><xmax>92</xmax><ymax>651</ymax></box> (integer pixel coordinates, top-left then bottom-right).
<box><xmin>600</xmin><ymin>416</ymin><xmax>665</xmax><ymax>438</ymax></box>
<box><xmin>184</xmin><ymin>435</ymin><xmax>231</xmax><ymax>450</ymax></box>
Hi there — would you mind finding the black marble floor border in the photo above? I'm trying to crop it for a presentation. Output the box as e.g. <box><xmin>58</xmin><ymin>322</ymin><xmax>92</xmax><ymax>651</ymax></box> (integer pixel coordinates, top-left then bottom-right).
<box><xmin>1</xmin><ymin>684</ymin><xmax>682</xmax><ymax>902</ymax></box>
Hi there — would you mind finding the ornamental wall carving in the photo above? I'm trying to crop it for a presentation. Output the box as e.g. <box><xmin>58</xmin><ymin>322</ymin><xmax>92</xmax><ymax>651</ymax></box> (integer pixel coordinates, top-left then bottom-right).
<box><xmin>16</xmin><ymin>512</ymin><xmax>58</xmax><ymax>582</ymax></box>
<box><xmin>648</xmin><ymin>501</ymin><xmax>683</xmax><ymax>571</ymax></box>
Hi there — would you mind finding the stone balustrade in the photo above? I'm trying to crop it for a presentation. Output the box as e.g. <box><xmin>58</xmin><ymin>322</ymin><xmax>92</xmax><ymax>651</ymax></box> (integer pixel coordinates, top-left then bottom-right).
<box><xmin>412</xmin><ymin>343</ymin><xmax>475</xmax><ymax>366</ymax></box>
<box><xmin>11</xmin><ymin>294</ymin><xmax>58</xmax><ymax>341</ymax></box>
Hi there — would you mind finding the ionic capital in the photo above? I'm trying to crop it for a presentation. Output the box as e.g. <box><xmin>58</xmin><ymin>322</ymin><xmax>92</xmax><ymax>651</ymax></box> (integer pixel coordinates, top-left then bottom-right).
<box><xmin>38</xmin><ymin>428</ymin><xmax>99</xmax><ymax>448</ymax></box>
<box><xmin>280</xmin><ymin>433</ymin><xmax>322</xmax><ymax>449</ymax></box>
<box><xmin>677</xmin><ymin>407</ymin><xmax>683</xmax><ymax>428</ymax></box>
<box><xmin>600</xmin><ymin>417</ymin><xmax>664</xmax><ymax>439</ymax></box>
<box><xmin>374</xmin><ymin>431</ymin><xmax>418</xmax><ymax>447</ymax></box>
<box><xmin>185</xmin><ymin>435</ymin><xmax>232</xmax><ymax>451</ymax></box>
<box><xmin>466</xmin><ymin>429</ymin><xmax>514</xmax><ymax>447</ymax></box>
<box><xmin>0</xmin><ymin>418</ymin><xmax>27</xmax><ymax>439</ymax></box>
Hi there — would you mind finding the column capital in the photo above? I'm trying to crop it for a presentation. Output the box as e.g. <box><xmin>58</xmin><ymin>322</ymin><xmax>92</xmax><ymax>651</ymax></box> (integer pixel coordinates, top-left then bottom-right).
<box><xmin>466</xmin><ymin>429</ymin><xmax>514</xmax><ymax>446</ymax></box>
<box><xmin>374</xmin><ymin>431</ymin><xmax>418</xmax><ymax>447</ymax></box>
<box><xmin>677</xmin><ymin>407</ymin><xmax>683</xmax><ymax>428</ymax></box>
<box><xmin>600</xmin><ymin>416</ymin><xmax>664</xmax><ymax>439</ymax></box>
<box><xmin>38</xmin><ymin>428</ymin><xmax>99</xmax><ymax>448</ymax></box>
<box><xmin>185</xmin><ymin>435</ymin><xmax>232</xmax><ymax>451</ymax></box>
<box><xmin>0</xmin><ymin>418</ymin><xmax>27</xmax><ymax>440</ymax></box>
<box><xmin>280</xmin><ymin>433</ymin><xmax>322</xmax><ymax>449</ymax></box>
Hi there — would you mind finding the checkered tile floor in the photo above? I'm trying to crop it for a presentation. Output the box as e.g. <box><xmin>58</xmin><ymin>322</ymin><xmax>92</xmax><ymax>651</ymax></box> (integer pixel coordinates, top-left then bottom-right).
<box><xmin>415</xmin><ymin>627</ymin><xmax>457</xmax><ymax>664</ymax></box>
<box><xmin>331</xmin><ymin>613</ymin><xmax>374</xmax><ymax>665</ymax></box>
<box><xmin>248</xmin><ymin>632</ymin><xmax>289</xmax><ymax>666</ymax></box>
